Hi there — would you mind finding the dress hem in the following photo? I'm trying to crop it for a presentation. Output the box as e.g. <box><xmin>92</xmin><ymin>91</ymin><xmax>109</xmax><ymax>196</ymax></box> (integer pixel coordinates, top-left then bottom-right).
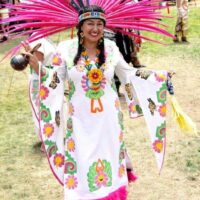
<box><xmin>96</xmin><ymin>186</ymin><xmax>127</xmax><ymax>200</ymax></box>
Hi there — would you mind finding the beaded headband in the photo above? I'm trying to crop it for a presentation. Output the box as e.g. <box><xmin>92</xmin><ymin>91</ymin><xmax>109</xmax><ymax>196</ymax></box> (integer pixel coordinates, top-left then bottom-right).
<box><xmin>78</xmin><ymin>12</ymin><xmax>106</xmax><ymax>23</ymax></box>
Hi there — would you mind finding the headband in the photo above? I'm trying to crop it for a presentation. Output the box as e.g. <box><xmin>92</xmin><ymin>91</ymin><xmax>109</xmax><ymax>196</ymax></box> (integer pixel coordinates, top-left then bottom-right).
<box><xmin>78</xmin><ymin>12</ymin><xmax>106</xmax><ymax>23</ymax></box>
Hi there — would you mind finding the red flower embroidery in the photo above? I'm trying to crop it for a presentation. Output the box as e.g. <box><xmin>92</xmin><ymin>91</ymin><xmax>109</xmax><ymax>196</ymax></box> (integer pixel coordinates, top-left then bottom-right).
<box><xmin>53</xmin><ymin>153</ymin><xmax>64</xmax><ymax>167</ymax></box>
<box><xmin>40</xmin><ymin>86</ymin><xmax>49</xmax><ymax>100</ymax></box>
<box><xmin>153</xmin><ymin>140</ymin><xmax>163</xmax><ymax>153</ymax></box>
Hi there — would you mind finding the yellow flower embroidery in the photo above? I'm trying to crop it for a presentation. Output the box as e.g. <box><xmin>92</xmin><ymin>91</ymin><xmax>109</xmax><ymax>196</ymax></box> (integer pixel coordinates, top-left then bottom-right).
<box><xmin>81</xmin><ymin>51</ymin><xmax>87</xmax><ymax>57</ymax></box>
<box><xmin>85</xmin><ymin>60</ymin><xmax>91</xmax><ymax>66</ymax></box>
<box><xmin>88</xmin><ymin>68</ymin><xmax>103</xmax><ymax>84</ymax></box>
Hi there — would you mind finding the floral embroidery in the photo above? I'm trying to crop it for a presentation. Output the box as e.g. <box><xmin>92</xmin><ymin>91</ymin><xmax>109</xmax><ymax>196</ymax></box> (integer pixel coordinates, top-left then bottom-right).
<box><xmin>67</xmin><ymin>138</ymin><xmax>75</xmax><ymax>152</ymax></box>
<box><xmin>87</xmin><ymin>159</ymin><xmax>112</xmax><ymax>192</ymax></box>
<box><xmin>156</xmin><ymin>122</ymin><xmax>166</xmax><ymax>140</ymax></box>
<box><xmin>88</xmin><ymin>68</ymin><xmax>103</xmax><ymax>83</ymax></box>
<box><xmin>155</xmin><ymin>73</ymin><xmax>167</xmax><ymax>82</ymax></box>
<box><xmin>41</xmin><ymin>68</ymin><xmax>49</xmax><ymax>82</ymax></box>
<box><xmin>157</xmin><ymin>83</ymin><xmax>167</xmax><ymax>104</ymax></box>
<box><xmin>158</xmin><ymin>104</ymin><xmax>166</xmax><ymax>117</ymax></box>
<box><xmin>153</xmin><ymin>140</ymin><xmax>163</xmax><ymax>153</ymax></box>
<box><xmin>43</xmin><ymin>123</ymin><xmax>54</xmax><ymax>138</ymax></box>
<box><xmin>129</xmin><ymin>102</ymin><xmax>136</xmax><ymax>113</ymax></box>
<box><xmin>40</xmin><ymin>103</ymin><xmax>52</xmax><ymax>122</ymax></box>
<box><xmin>115</xmin><ymin>98</ymin><xmax>121</xmax><ymax>110</ymax></box>
<box><xmin>44</xmin><ymin>140</ymin><xmax>58</xmax><ymax>157</ymax></box>
<box><xmin>95</xmin><ymin>172</ymin><xmax>109</xmax><ymax>187</ymax></box>
<box><xmin>80</xmin><ymin>48</ymin><xmax>106</xmax><ymax>113</ymax></box>
<box><xmin>52</xmin><ymin>53</ymin><xmax>62</xmax><ymax>66</ymax></box>
<box><xmin>53</xmin><ymin>153</ymin><xmax>65</xmax><ymax>167</ymax></box>
<box><xmin>65</xmin><ymin>175</ymin><xmax>78</xmax><ymax>189</ymax></box>
<box><xmin>65</xmin><ymin>152</ymin><xmax>77</xmax><ymax>175</ymax></box>
<box><xmin>118</xmin><ymin>164</ymin><xmax>125</xmax><ymax>177</ymax></box>
<box><xmin>119</xmin><ymin>132</ymin><xmax>123</xmax><ymax>143</ymax></box>
<box><xmin>119</xmin><ymin>142</ymin><xmax>125</xmax><ymax>164</ymax></box>
<box><xmin>68</xmin><ymin>80</ymin><xmax>75</xmax><ymax>100</ymax></box>
<box><xmin>66</xmin><ymin>118</ymin><xmax>73</xmax><ymax>139</ymax></box>
<box><xmin>68</xmin><ymin>103</ymin><xmax>74</xmax><ymax>116</ymax></box>
<box><xmin>40</xmin><ymin>85</ymin><xmax>49</xmax><ymax>100</ymax></box>
<box><xmin>76</xmin><ymin>59</ymin><xmax>85</xmax><ymax>72</ymax></box>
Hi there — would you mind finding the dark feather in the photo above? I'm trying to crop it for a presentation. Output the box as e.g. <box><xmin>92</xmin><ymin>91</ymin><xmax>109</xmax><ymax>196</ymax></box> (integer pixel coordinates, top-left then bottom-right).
<box><xmin>70</xmin><ymin>0</ymin><xmax>80</xmax><ymax>11</ymax></box>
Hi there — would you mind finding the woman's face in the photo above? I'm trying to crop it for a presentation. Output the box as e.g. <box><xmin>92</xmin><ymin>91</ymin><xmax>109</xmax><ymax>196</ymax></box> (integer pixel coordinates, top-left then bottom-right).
<box><xmin>81</xmin><ymin>19</ymin><xmax>104</xmax><ymax>44</ymax></box>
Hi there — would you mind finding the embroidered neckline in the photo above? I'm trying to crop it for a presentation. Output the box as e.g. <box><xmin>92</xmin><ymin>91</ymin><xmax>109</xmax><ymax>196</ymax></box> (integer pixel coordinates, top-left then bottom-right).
<box><xmin>81</xmin><ymin>47</ymin><xmax>100</xmax><ymax>70</ymax></box>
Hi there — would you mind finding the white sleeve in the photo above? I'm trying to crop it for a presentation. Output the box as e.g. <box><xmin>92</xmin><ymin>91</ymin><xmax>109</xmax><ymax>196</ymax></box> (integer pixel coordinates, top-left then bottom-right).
<box><xmin>114</xmin><ymin>44</ymin><xmax>137</xmax><ymax>84</ymax></box>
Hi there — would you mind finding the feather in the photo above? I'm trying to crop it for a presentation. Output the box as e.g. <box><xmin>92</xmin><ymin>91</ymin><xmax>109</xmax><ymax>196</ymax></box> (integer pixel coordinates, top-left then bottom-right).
<box><xmin>76</xmin><ymin>0</ymin><xmax>85</xmax><ymax>8</ymax></box>
<box><xmin>170</xmin><ymin>96</ymin><xmax>198</xmax><ymax>136</ymax></box>
<box><xmin>71</xmin><ymin>0</ymin><xmax>81</xmax><ymax>11</ymax></box>
<box><xmin>0</xmin><ymin>0</ymin><xmax>175</xmax><ymax>58</ymax></box>
<box><xmin>85</xmin><ymin>0</ymin><xmax>90</xmax><ymax>6</ymax></box>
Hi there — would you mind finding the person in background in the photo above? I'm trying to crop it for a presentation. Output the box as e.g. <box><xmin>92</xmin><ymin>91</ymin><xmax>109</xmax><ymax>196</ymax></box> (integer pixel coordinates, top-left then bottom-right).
<box><xmin>0</xmin><ymin>0</ymin><xmax>10</xmax><ymax>42</ymax></box>
<box><xmin>173</xmin><ymin>0</ymin><xmax>189</xmax><ymax>42</ymax></box>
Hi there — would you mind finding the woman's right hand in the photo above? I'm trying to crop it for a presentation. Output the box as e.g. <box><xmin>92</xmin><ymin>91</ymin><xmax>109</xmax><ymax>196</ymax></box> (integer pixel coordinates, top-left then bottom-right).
<box><xmin>21</xmin><ymin>41</ymin><xmax>40</xmax><ymax>74</ymax></box>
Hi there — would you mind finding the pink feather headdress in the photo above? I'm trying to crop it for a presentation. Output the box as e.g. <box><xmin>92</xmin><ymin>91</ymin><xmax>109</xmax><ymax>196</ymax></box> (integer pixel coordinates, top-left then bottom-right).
<box><xmin>1</xmin><ymin>0</ymin><xmax>172</xmax><ymax>56</ymax></box>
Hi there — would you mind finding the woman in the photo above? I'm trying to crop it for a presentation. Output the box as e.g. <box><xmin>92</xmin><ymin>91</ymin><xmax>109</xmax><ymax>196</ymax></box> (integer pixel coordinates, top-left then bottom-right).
<box><xmin>25</xmin><ymin>5</ymin><xmax>169</xmax><ymax>200</ymax></box>
<box><xmin>1</xmin><ymin>0</ymin><xmax>176</xmax><ymax>198</ymax></box>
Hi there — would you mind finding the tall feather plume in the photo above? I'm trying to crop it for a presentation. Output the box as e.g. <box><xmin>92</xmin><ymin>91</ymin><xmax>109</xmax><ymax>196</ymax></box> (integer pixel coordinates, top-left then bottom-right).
<box><xmin>0</xmin><ymin>0</ymin><xmax>174</xmax><ymax>58</ymax></box>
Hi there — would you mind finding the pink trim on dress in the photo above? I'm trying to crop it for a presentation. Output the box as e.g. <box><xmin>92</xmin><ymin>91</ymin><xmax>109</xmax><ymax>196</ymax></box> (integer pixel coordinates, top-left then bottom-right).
<box><xmin>97</xmin><ymin>186</ymin><xmax>127</xmax><ymax>200</ymax></box>
<box><xmin>127</xmin><ymin>171</ymin><xmax>138</xmax><ymax>183</ymax></box>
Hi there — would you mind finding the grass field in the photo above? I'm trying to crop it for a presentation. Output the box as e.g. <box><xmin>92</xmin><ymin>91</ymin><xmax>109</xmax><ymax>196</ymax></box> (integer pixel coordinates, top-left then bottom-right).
<box><xmin>0</xmin><ymin>3</ymin><xmax>200</xmax><ymax>200</ymax></box>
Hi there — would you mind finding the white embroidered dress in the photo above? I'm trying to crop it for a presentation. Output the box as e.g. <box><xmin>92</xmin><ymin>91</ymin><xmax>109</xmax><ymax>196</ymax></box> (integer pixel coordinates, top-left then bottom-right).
<box><xmin>39</xmin><ymin>38</ymin><xmax>167</xmax><ymax>199</ymax></box>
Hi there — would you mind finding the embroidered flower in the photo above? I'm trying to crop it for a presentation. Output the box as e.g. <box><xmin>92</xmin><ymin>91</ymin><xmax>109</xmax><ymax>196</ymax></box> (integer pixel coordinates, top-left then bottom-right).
<box><xmin>153</xmin><ymin>140</ymin><xmax>163</xmax><ymax>153</ymax></box>
<box><xmin>65</xmin><ymin>175</ymin><xmax>78</xmax><ymax>189</ymax></box>
<box><xmin>52</xmin><ymin>54</ymin><xmax>62</xmax><ymax>66</ymax></box>
<box><xmin>68</xmin><ymin>103</ymin><xmax>74</xmax><ymax>116</ymax></box>
<box><xmin>41</xmin><ymin>103</ymin><xmax>52</xmax><ymax>122</ymax></box>
<box><xmin>115</xmin><ymin>99</ymin><xmax>121</xmax><ymax>110</ymax></box>
<box><xmin>67</xmin><ymin>138</ymin><xmax>75</xmax><ymax>152</ymax></box>
<box><xmin>155</xmin><ymin>73</ymin><xmax>166</xmax><ymax>82</ymax></box>
<box><xmin>88</xmin><ymin>68</ymin><xmax>103</xmax><ymax>84</ymax></box>
<box><xmin>95</xmin><ymin>172</ymin><xmax>109</xmax><ymax>187</ymax></box>
<box><xmin>128</xmin><ymin>102</ymin><xmax>136</xmax><ymax>113</ymax></box>
<box><xmin>118</xmin><ymin>164</ymin><xmax>125</xmax><ymax>177</ymax></box>
<box><xmin>40</xmin><ymin>85</ymin><xmax>49</xmax><ymax>100</ymax></box>
<box><xmin>156</xmin><ymin>122</ymin><xmax>166</xmax><ymax>140</ymax></box>
<box><xmin>43</xmin><ymin>123</ymin><xmax>54</xmax><ymax>138</ymax></box>
<box><xmin>81</xmin><ymin>51</ymin><xmax>87</xmax><ymax>57</ymax></box>
<box><xmin>85</xmin><ymin>59</ymin><xmax>91</xmax><ymax>66</ymax></box>
<box><xmin>158</xmin><ymin>104</ymin><xmax>166</xmax><ymax>117</ymax></box>
<box><xmin>119</xmin><ymin>132</ymin><xmax>123</xmax><ymax>143</ymax></box>
<box><xmin>157</xmin><ymin>83</ymin><xmax>167</xmax><ymax>104</ymax></box>
<box><xmin>54</xmin><ymin>153</ymin><xmax>64</xmax><ymax>167</ymax></box>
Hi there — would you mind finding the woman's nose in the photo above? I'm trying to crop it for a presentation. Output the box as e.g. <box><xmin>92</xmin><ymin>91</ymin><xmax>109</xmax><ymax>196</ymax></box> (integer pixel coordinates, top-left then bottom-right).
<box><xmin>92</xmin><ymin>25</ymin><xmax>98</xmax><ymax>31</ymax></box>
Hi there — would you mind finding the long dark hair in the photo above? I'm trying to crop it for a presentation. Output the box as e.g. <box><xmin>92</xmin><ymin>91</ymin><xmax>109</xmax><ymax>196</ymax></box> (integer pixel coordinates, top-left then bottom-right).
<box><xmin>73</xmin><ymin>5</ymin><xmax>106</xmax><ymax>68</ymax></box>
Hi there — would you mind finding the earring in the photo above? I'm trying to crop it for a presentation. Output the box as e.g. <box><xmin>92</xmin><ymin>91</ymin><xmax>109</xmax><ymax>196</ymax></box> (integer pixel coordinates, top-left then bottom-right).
<box><xmin>80</xmin><ymin>32</ymin><xmax>84</xmax><ymax>45</ymax></box>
